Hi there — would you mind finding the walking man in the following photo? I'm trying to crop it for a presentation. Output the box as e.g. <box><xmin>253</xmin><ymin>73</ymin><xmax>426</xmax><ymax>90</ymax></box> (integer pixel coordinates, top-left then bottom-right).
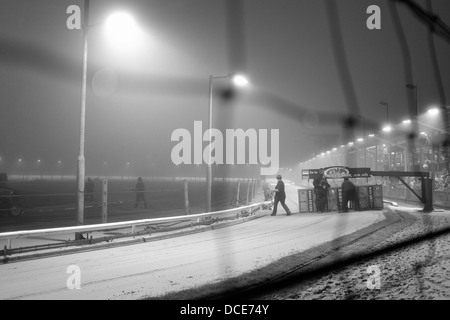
<box><xmin>271</xmin><ymin>175</ymin><xmax>292</xmax><ymax>216</ymax></box>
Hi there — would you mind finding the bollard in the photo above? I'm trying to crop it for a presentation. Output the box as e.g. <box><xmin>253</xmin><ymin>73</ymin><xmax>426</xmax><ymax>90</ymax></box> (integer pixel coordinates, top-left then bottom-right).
<box><xmin>246</xmin><ymin>179</ymin><xmax>250</xmax><ymax>205</ymax></box>
<box><xmin>102</xmin><ymin>179</ymin><xmax>108</xmax><ymax>224</ymax></box>
<box><xmin>236</xmin><ymin>180</ymin><xmax>241</xmax><ymax>207</ymax></box>
<box><xmin>249</xmin><ymin>180</ymin><xmax>254</xmax><ymax>202</ymax></box>
<box><xmin>184</xmin><ymin>179</ymin><xmax>190</xmax><ymax>215</ymax></box>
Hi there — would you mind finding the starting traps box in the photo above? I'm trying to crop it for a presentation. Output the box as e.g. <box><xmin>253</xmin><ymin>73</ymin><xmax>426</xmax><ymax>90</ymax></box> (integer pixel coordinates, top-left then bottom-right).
<box><xmin>298</xmin><ymin>185</ymin><xmax>383</xmax><ymax>213</ymax></box>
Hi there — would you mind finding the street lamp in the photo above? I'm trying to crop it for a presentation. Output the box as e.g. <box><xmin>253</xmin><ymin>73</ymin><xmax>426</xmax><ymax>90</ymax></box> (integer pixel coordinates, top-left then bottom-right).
<box><xmin>76</xmin><ymin>1</ymin><xmax>139</xmax><ymax>237</ymax></box>
<box><xmin>206</xmin><ymin>73</ymin><xmax>248</xmax><ymax>212</ymax></box>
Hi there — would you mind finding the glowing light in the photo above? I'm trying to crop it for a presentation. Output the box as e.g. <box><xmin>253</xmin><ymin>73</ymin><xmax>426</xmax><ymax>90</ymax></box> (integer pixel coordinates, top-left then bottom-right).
<box><xmin>232</xmin><ymin>74</ymin><xmax>249</xmax><ymax>86</ymax></box>
<box><xmin>427</xmin><ymin>108</ymin><xmax>439</xmax><ymax>115</ymax></box>
<box><xmin>368</xmin><ymin>134</ymin><xmax>375</xmax><ymax>137</ymax></box>
<box><xmin>402</xmin><ymin>119</ymin><xmax>411</xmax><ymax>124</ymax></box>
<box><xmin>382</xmin><ymin>126</ymin><xmax>392</xmax><ymax>133</ymax></box>
<box><xmin>104</xmin><ymin>12</ymin><xmax>142</xmax><ymax>49</ymax></box>
<box><xmin>357</xmin><ymin>138</ymin><xmax>364</xmax><ymax>142</ymax></box>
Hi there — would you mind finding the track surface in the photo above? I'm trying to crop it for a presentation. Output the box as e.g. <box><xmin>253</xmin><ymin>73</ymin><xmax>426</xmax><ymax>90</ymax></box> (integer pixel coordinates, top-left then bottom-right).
<box><xmin>0</xmin><ymin>183</ymin><xmax>385</xmax><ymax>300</ymax></box>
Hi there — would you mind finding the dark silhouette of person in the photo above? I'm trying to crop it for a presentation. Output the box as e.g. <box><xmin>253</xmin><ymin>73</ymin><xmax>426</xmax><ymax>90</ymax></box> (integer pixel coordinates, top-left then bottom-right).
<box><xmin>134</xmin><ymin>177</ymin><xmax>147</xmax><ymax>209</ymax></box>
<box><xmin>313</xmin><ymin>170</ymin><xmax>330</xmax><ymax>213</ymax></box>
<box><xmin>85</xmin><ymin>177</ymin><xmax>94</xmax><ymax>201</ymax></box>
<box><xmin>341</xmin><ymin>177</ymin><xmax>357</xmax><ymax>212</ymax></box>
<box><xmin>271</xmin><ymin>175</ymin><xmax>292</xmax><ymax>216</ymax></box>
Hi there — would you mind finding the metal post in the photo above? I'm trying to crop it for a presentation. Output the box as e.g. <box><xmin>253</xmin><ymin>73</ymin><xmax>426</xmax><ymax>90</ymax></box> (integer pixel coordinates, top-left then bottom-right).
<box><xmin>102</xmin><ymin>178</ymin><xmax>108</xmax><ymax>223</ymax></box>
<box><xmin>236</xmin><ymin>180</ymin><xmax>241</xmax><ymax>207</ymax></box>
<box><xmin>76</xmin><ymin>0</ymin><xmax>90</xmax><ymax>240</ymax></box>
<box><xmin>184</xmin><ymin>179</ymin><xmax>190</xmax><ymax>215</ymax></box>
<box><xmin>206</xmin><ymin>75</ymin><xmax>213</xmax><ymax>213</ymax></box>
<box><xmin>380</xmin><ymin>101</ymin><xmax>389</xmax><ymax>123</ymax></box>
<box><xmin>246</xmin><ymin>179</ymin><xmax>250</xmax><ymax>205</ymax></box>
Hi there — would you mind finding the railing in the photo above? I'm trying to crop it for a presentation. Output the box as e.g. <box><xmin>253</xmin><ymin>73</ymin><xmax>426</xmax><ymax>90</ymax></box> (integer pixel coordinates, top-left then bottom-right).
<box><xmin>0</xmin><ymin>178</ymin><xmax>260</xmax><ymax>219</ymax></box>
<box><xmin>0</xmin><ymin>200</ymin><xmax>272</xmax><ymax>255</ymax></box>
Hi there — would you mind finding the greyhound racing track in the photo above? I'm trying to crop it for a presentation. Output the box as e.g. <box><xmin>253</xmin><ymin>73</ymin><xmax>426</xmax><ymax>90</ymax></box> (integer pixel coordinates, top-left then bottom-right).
<box><xmin>0</xmin><ymin>203</ymin><xmax>385</xmax><ymax>300</ymax></box>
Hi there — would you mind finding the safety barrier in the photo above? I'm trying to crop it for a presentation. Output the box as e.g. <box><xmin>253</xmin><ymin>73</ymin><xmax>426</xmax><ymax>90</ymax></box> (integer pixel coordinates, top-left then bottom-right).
<box><xmin>0</xmin><ymin>200</ymin><xmax>271</xmax><ymax>255</ymax></box>
<box><xmin>383</xmin><ymin>186</ymin><xmax>450</xmax><ymax>209</ymax></box>
<box><xmin>0</xmin><ymin>178</ymin><xmax>260</xmax><ymax>220</ymax></box>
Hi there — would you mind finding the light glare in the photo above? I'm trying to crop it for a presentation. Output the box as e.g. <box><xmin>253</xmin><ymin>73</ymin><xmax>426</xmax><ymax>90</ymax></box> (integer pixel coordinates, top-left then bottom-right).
<box><xmin>427</xmin><ymin>108</ymin><xmax>439</xmax><ymax>116</ymax></box>
<box><xmin>232</xmin><ymin>74</ymin><xmax>249</xmax><ymax>86</ymax></box>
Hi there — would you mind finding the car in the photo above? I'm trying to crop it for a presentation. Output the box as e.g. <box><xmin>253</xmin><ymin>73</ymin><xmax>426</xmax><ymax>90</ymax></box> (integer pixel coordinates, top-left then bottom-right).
<box><xmin>0</xmin><ymin>187</ymin><xmax>24</xmax><ymax>217</ymax></box>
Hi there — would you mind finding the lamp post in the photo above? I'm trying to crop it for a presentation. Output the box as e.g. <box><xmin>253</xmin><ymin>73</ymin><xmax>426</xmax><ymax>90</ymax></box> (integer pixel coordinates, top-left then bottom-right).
<box><xmin>76</xmin><ymin>1</ymin><xmax>139</xmax><ymax>238</ymax></box>
<box><xmin>356</xmin><ymin>116</ymin><xmax>367</xmax><ymax>168</ymax></box>
<box><xmin>379</xmin><ymin>101</ymin><xmax>389</xmax><ymax>123</ymax></box>
<box><xmin>206</xmin><ymin>73</ymin><xmax>248</xmax><ymax>213</ymax></box>
<box><xmin>76</xmin><ymin>0</ymin><xmax>90</xmax><ymax>237</ymax></box>
<box><xmin>406</xmin><ymin>84</ymin><xmax>418</xmax><ymax>117</ymax></box>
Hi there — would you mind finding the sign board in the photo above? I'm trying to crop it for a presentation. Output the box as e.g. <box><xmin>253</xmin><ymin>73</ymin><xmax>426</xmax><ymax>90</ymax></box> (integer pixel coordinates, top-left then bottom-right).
<box><xmin>302</xmin><ymin>166</ymin><xmax>372</xmax><ymax>180</ymax></box>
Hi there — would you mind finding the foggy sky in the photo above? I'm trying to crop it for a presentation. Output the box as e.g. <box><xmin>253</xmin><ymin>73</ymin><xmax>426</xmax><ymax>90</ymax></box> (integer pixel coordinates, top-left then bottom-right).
<box><xmin>0</xmin><ymin>0</ymin><xmax>449</xmax><ymax>177</ymax></box>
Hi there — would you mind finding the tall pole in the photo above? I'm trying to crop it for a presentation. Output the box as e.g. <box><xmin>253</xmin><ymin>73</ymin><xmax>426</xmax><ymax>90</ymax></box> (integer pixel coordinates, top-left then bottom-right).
<box><xmin>387</xmin><ymin>104</ymin><xmax>389</xmax><ymax>123</ymax></box>
<box><xmin>205</xmin><ymin>74</ymin><xmax>246</xmax><ymax>212</ymax></box>
<box><xmin>380</xmin><ymin>101</ymin><xmax>389</xmax><ymax>123</ymax></box>
<box><xmin>362</xmin><ymin>117</ymin><xmax>367</xmax><ymax>168</ymax></box>
<box><xmin>414</xmin><ymin>86</ymin><xmax>418</xmax><ymax>117</ymax></box>
<box><xmin>406</xmin><ymin>84</ymin><xmax>418</xmax><ymax>170</ymax></box>
<box><xmin>206</xmin><ymin>75</ymin><xmax>213</xmax><ymax>213</ymax></box>
<box><xmin>76</xmin><ymin>0</ymin><xmax>89</xmax><ymax>239</ymax></box>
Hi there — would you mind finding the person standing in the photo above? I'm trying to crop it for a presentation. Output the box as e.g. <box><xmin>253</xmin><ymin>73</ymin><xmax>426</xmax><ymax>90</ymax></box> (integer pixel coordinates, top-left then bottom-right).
<box><xmin>341</xmin><ymin>177</ymin><xmax>357</xmax><ymax>212</ymax></box>
<box><xmin>271</xmin><ymin>175</ymin><xmax>292</xmax><ymax>216</ymax></box>
<box><xmin>85</xmin><ymin>177</ymin><xmax>94</xmax><ymax>201</ymax></box>
<box><xmin>134</xmin><ymin>177</ymin><xmax>147</xmax><ymax>209</ymax></box>
<box><xmin>314</xmin><ymin>176</ymin><xmax>330</xmax><ymax>213</ymax></box>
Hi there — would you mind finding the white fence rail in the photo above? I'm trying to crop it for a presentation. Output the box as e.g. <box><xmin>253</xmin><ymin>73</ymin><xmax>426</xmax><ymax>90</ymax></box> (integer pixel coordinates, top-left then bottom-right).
<box><xmin>0</xmin><ymin>201</ymin><xmax>272</xmax><ymax>250</ymax></box>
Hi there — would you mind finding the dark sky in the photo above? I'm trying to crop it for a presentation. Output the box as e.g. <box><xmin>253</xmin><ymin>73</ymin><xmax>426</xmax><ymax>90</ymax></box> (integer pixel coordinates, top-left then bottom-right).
<box><xmin>0</xmin><ymin>0</ymin><xmax>449</xmax><ymax>177</ymax></box>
